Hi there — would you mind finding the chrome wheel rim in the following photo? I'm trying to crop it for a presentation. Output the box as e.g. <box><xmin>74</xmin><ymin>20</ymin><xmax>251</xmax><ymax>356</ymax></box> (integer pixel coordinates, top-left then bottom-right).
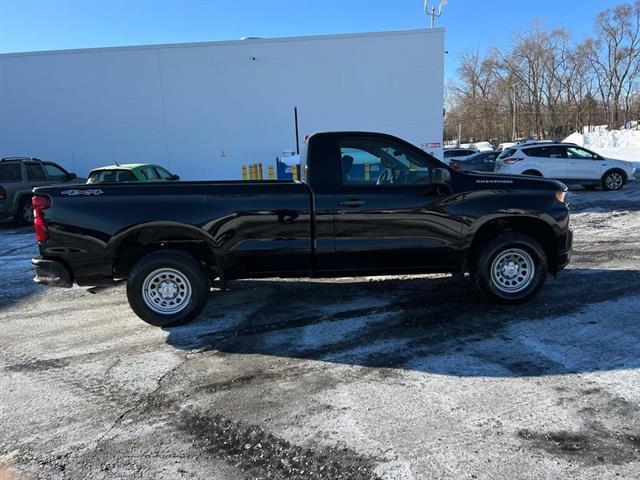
<box><xmin>490</xmin><ymin>248</ymin><xmax>535</xmax><ymax>294</ymax></box>
<box><xmin>142</xmin><ymin>268</ymin><xmax>192</xmax><ymax>315</ymax></box>
<box><xmin>605</xmin><ymin>172</ymin><xmax>623</xmax><ymax>190</ymax></box>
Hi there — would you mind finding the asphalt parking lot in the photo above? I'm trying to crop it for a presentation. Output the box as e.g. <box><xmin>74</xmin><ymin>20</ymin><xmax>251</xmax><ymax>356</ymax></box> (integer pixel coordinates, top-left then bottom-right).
<box><xmin>1</xmin><ymin>184</ymin><xmax>639</xmax><ymax>480</ymax></box>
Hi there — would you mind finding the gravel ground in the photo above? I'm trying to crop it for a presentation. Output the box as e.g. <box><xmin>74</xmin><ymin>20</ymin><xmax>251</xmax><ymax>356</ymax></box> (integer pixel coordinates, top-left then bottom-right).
<box><xmin>1</xmin><ymin>183</ymin><xmax>639</xmax><ymax>480</ymax></box>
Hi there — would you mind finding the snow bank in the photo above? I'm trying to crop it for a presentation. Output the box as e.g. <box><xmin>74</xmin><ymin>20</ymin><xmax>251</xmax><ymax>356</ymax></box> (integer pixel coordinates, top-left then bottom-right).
<box><xmin>563</xmin><ymin>129</ymin><xmax>640</xmax><ymax>170</ymax></box>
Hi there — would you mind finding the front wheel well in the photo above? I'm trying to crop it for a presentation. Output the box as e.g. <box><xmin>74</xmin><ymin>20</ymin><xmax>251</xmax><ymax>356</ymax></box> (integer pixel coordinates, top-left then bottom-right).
<box><xmin>468</xmin><ymin>218</ymin><xmax>558</xmax><ymax>272</ymax></box>
<box><xmin>602</xmin><ymin>168</ymin><xmax>628</xmax><ymax>182</ymax></box>
<box><xmin>521</xmin><ymin>169</ymin><xmax>543</xmax><ymax>177</ymax></box>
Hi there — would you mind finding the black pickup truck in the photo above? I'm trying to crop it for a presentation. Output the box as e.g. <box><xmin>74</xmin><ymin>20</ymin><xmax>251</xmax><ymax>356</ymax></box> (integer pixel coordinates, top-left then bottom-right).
<box><xmin>31</xmin><ymin>132</ymin><xmax>572</xmax><ymax>327</ymax></box>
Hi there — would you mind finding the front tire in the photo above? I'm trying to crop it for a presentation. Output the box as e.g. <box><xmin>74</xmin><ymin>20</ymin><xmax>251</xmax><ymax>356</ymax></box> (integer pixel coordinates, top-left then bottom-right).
<box><xmin>472</xmin><ymin>233</ymin><xmax>548</xmax><ymax>304</ymax></box>
<box><xmin>126</xmin><ymin>250</ymin><xmax>209</xmax><ymax>327</ymax></box>
<box><xmin>602</xmin><ymin>170</ymin><xmax>625</xmax><ymax>191</ymax></box>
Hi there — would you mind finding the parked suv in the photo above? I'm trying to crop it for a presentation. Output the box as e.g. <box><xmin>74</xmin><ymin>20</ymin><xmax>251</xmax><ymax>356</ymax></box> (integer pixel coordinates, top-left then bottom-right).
<box><xmin>494</xmin><ymin>143</ymin><xmax>636</xmax><ymax>190</ymax></box>
<box><xmin>0</xmin><ymin>157</ymin><xmax>79</xmax><ymax>224</ymax></box>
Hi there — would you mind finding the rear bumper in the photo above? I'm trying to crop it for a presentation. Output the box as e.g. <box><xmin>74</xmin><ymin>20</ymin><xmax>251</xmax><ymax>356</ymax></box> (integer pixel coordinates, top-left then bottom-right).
<box><xmin>32</xmin><ymin>257</ymin><xmax>73</xmax><ymax>288</ymax></box>
<box><xmin>554</xmin><ymin>228</ymin><xmax>573</xmax><ymax>272</ymax></box>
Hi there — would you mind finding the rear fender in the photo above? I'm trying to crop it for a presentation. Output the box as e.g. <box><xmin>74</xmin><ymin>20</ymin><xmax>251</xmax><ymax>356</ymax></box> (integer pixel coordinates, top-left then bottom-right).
<box><xmin>108</xmin><ymin>221</ymin><xmax>223</xmax><ymax>274</ymax></box>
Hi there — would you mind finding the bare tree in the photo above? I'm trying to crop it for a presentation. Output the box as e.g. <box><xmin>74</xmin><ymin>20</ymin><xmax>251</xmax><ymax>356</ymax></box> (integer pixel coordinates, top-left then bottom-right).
<box><xmin>444</xmin><ymin>1</ymin><xmax>639</xmax><ymax>143</ymax></box>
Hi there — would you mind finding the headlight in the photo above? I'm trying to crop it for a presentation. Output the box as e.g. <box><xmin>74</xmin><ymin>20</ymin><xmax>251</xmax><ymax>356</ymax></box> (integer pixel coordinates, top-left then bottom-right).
<box><xmin>555</xmin><ymin>191</ymin><xmax>567</xmax><ymax>203</ymax></box>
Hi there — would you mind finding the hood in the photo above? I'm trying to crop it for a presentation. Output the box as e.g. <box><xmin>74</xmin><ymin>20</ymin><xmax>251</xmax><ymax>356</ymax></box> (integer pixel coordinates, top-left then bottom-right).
<box><xmin>603</xmin><ymin>157</ymin><xmax>637</xmax><ymax>169</ymax></box>
<box><xmin>459</xmin><ymin>171</ymin><xmax>567</xmax><ymax>192</ymax></box>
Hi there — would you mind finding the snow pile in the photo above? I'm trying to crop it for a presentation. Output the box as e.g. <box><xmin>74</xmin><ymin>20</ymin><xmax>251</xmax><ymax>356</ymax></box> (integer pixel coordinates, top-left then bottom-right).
<box><xmin>470</xmin><ymin>141</ymin><xmax>494</xmax><ymax>152</ymax></box>
<box><xmin>563</xmin><ymin>129</ymin><xmax>640</xmax><ymax>166</ymax></box>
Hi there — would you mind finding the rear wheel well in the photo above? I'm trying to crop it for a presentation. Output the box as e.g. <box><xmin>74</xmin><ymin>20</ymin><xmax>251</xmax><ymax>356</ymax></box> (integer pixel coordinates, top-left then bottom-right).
<box><xmin>468</xmin><ymin>218</ymin><xmax>557</xmax><ymax>272</ymax></box>
<box><xmin>16</xmin><ymin>193</ymin><xmax>32</xmax><ymax>210</ymax></box>
<box><xmin>113</xmin><ymin>233</ymin><xmax>218</xmax><ymax>280</ymax></box>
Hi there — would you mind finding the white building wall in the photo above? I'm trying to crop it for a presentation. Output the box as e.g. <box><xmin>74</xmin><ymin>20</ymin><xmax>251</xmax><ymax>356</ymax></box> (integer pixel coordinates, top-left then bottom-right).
<box><xmin>0</xmin><ymin>29</ymin><xmax>444</xmax><ymax>180</ymax></box>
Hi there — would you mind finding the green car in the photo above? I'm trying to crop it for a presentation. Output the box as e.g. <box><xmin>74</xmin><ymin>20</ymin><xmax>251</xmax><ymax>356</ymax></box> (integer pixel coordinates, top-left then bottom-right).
<box><xmin>87</xmin><ymin>164</ymin><xmax>180</xmax><ymax>184</ymax></box>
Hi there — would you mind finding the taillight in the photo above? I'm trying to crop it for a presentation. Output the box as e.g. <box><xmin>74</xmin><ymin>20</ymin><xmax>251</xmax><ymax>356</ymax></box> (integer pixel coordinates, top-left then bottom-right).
<box><xmin>452</xmin><ymin>163</ymin><xmax>461</xmax><ymax>172</ymax></box>
<box><xmin>32</xmin><ymin>195</ymin><xmax>51</xmax><ymax>242</ymax></box>
<box><xmin>503</xmin><ymin>157</ymin><xmax>524</xmax><ymax>164</ymax></box>
<box><xmin>0</xmin><ymin>186</ymin><xmax>6</xmax><ymax>202</ymax></box>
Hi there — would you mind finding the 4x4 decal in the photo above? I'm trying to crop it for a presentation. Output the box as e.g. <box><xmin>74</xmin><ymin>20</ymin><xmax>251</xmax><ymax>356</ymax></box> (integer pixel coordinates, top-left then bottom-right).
<box><xmin>60</xmin><ymin>189</ymin><xmax>104</xmax><ymax>196</ymax></box>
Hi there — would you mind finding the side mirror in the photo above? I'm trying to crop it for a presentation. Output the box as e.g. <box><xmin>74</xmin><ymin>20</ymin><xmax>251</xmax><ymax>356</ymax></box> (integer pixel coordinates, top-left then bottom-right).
<box><xmin>171</xmin><ymin>174</ymin><xmax>180</xmax><ymax>181</ymax></box>
<box><xmin>67</xmin><ymin>173</ymin><xmax>77</xmax><ymax>180</ymax></box>
<box><xmin>432</xmin><ymin>168</ymin><xmax>451</xmax><ymax>186</ymax></box>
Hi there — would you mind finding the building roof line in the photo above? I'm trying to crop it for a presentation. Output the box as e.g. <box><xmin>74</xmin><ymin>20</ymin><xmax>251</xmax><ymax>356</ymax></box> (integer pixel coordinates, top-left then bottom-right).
<box><xmin>0</xmin><ymin>28</ymin><xmax>444</xmax><ymax>59</ymax></box>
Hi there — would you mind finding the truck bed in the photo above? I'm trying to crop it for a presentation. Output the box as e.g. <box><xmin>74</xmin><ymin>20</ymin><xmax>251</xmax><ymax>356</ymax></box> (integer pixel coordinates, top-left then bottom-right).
<box><xmin>35</xmin><ymin>180</ymin><xmax>313</xmax><ymax>284</ymax></box>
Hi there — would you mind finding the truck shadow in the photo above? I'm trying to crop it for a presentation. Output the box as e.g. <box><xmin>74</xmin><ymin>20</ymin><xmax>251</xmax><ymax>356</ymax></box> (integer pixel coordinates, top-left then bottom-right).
<box><xmin>568</xmin><ymin>182</ymin><xmax>640</xmax><ymax>213</ymax></box>
<box><xmin>164</xmin><ymin>268</ymin><xmax>640</xmax><ymax>377</ymax></box>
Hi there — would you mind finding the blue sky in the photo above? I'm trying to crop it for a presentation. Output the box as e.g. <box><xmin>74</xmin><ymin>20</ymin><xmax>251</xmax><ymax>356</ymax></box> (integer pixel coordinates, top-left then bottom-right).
<box><xmin>0</xmin><ymin>0</ymin><xmax>626</xmax><ymax>80</ymax></box>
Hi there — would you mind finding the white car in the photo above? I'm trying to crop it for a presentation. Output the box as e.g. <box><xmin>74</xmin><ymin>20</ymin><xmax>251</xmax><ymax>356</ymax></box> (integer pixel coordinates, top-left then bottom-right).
<box><xmin>494</xmin><ymin>142</ymin><xmax>636</xmax><ymax>190</ymax></box>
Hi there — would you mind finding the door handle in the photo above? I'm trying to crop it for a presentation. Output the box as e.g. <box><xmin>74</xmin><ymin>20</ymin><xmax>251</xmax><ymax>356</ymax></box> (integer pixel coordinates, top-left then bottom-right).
<box><xmin>339</xmin><ymin>199</ymin><xmax>366</xmax><ymax>207</ymax></box>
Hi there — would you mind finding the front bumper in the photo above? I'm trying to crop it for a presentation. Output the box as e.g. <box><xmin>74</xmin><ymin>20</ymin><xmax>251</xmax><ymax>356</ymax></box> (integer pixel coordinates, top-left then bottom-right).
<box><xmin>32</xmin><ymin>257</ymin><xmax>73</xmax><ymax>288</ymax></box>
<box><xmin>555</xmin><ymin>228</ymin><xmax>573</xmax><ymax>272</ymax></box>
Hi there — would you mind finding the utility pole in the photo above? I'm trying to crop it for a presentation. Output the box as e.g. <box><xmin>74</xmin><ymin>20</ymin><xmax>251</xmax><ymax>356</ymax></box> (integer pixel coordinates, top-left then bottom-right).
<box><xmin>512</xmin><ymin>85</ymin><xmax>517</xmax><ymax>140</ymax></box>
<box><xmin>424</xmin><ymin>0</ymin><xmax>448</xmax><ymax>28</ymax></box>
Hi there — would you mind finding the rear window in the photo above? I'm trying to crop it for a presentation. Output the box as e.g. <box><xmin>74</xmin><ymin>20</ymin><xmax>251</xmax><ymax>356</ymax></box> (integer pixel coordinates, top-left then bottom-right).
<box><xmin>87</xmin><ymin>169</ymin><xmax>136</xmax><ymax>183</ymax></box>
<box><xmin>499</xmin><ymin>148</ymin><xmax>517</xmax><ymax>159</ymax></box>
<box><xmin>524</xmin><ymin>146</ymin><xmax>565</xmax><ymax>158</ymax></box>
<box><xmin>444</xmin><ymin>149</ymin><xmax>473</xmax><ymax>158</ymax></box>
<box><xmin>0</xmin><ymin>163</ymin><xmax>22</xmax><ymax>181</ymax></box>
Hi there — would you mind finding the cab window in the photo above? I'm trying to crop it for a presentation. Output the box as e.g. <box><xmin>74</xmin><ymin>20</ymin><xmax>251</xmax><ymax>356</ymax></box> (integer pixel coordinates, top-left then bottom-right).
<box><xmin>25</xmin><ymin>163</ymin><xmax>47</xmax><ymax>181</ymax></box>
<box><xmin>566</xmin><ymin>147</ymin><xmax>600</xmax><ymax>159</ymax></box>
<box><xmin>140</xmin><ymin>167</ymin><xmax>160</xmax><ymax>180</ymax></box>
<box><xmin>154</xmin><ymin>167</ymin><xmax>173</xmax><ymax>180</ymax></box>
<box><xmin>339</xmin><ymin>138</ymin><xmax>433</xmax><ymax>186</ymax></box>
<box><xmin>43</xmin><ymin>163</ymin><xmax>69</xmax><ymax>181</ymax></box>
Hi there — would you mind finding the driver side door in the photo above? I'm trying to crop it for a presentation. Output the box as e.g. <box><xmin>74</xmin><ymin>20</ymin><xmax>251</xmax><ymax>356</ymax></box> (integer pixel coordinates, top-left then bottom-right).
<box><xmin>328</xmin><ymin>134</ymin><xmax>464</xmax><ymax>273</ymax></box>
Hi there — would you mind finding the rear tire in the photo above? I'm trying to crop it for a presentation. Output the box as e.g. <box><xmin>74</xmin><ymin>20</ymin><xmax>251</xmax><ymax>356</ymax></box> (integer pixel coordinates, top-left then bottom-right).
<box><xmin>126</xmin><ymin>250</ymin><xmax>209</xmax><ymax>327</ymax></box>
<box><xmin>601</xmin><ymin>170</ymin><xmax>625</xmax><ymax>191</ymax></box>
<box><xmin>17</xmin><ymin>196</ymin><xmax>34</xmax><ymax>225</ymax></box>
<box><xmin>472</xmin><ymin>233</ymin><xmax>548</xmax><ymax>304</ymax></box>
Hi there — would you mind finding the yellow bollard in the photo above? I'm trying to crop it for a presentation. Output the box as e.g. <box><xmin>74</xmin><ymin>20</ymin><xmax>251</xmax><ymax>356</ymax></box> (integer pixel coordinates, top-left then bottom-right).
<box><xmin>242</xmin><ymin>165</ymin><xmax>247</xmax><ymax>181</ymax></box>
<box><xmin>268</xmin><ymin>166</ymin><xmax>275</xmax><ymax>180</ymax></box>
<box><xmin>364</xmin><ymin>163</ymin><xmax>370</xmax><ymax>181</ymax></box>
<box><xmin>292</xmin><ymin>164</ymin><xmax>298</xmax><ymax>180</ymax></box>
<box><xmin>258</xmin><ymin>163</ymin><xmax>263</xmax><ymax>180</ymax></box>
<box><xmin>249</xmin><ymin>164</ymin><xmax>255</xmax><ymax>180</ymax></box>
